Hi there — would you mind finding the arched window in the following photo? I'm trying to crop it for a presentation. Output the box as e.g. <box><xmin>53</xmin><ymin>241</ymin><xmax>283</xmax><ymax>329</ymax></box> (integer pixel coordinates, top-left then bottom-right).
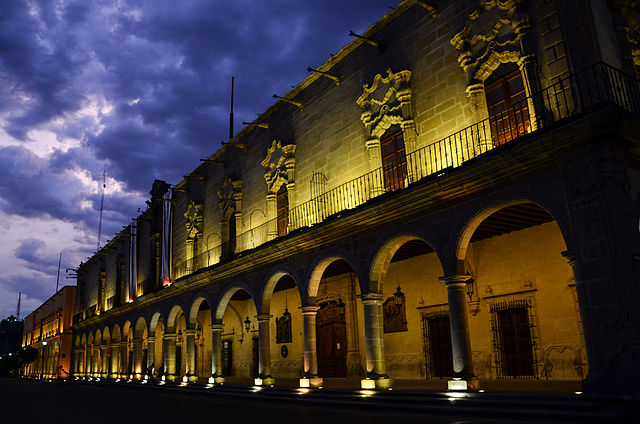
<box><xmin>380</xmin><ymin>127</ymin><xmax>407</xmax><ymax>191</ymax></box>
<box><xmin>277</xmin><ymin>185</ymin><xmax>289</xmax><ymax>237</ymax></box>
<box><xmin>485</xmin><ymin>68</ymin><xmax>530</xmax><ymax>146</ymax></box>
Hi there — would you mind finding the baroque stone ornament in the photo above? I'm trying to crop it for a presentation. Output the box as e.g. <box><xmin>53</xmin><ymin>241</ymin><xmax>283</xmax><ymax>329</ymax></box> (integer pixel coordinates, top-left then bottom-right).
<box><xmin>356</xmin><ymin>69</ymin><xmax>413</xmax><ymax>140</ymax></box>
<box><xmin>450</xmin><ymin>0</ymin><xmax>530</xmax><ymax>84</ymax></box>
<box><xmin>610</xmin><ymin>0</ymin><xmax>640</xmax><ymax>67</ymax></box>
<box><xmin>261</xmin><ymin>140</ymin><xmax>296</xmax><ymax>194</ymax></box>
<box><xmin>217</xmin><ymin>176</ymin><xmax>243</xmax><ymax>217</ymax></box>
<box><xmin>184</xmin><ymin>200</ymin><xmax>204</xmax><ymax>238</ymax></box>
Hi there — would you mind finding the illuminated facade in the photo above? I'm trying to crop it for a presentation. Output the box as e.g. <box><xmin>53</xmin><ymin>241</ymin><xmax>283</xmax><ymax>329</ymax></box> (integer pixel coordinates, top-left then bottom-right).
<box><xmin>72</xmin><ymin>0</ymin><xmax>640</xmax><ymax>396</ymax></box>
<box><xmin>23</xmin><ymin>286</ymin><xmax>76</xmax><ymax>379</ymax></box>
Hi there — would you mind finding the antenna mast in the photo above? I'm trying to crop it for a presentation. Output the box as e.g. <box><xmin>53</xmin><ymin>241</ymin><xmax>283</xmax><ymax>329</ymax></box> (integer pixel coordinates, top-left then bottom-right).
<box><xmin>229</xmin><ymin>76</ymin><xmax>234</xmax><ymax>140</ymax></box>
<box><xmin>97</xmin><ymin>165</ymin><xmax>106</xmax><ymax>251</ymax></box>
<box><xmin>16</xmin><ymin>292</ymin><xmax>21</xmax><ymax>320</ymax></box>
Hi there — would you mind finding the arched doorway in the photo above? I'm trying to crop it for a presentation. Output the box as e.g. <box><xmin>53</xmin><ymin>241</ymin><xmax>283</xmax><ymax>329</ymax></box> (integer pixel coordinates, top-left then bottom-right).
<box><xmin>189</xmin><ymin>297</ymin><xmax>213</xmax><ymax>381</ymax></box>
<box><xmin>310</xmin><ymin>258</ymin><xmax>362</xmax><ymax>380</ymax></box>
<box><xmin>458</xmin><ymin>201</ymin><xmax>587</xmax><ymax>388</ymax></box>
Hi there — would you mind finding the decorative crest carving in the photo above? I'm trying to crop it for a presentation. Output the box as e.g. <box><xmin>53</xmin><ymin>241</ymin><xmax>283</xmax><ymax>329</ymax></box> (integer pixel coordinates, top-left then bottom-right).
<box><xmin>217</xmin><ymin>176</ymin><xmax>243</xmax><ymax>216</ymax></box>
<box><xmin>356</xmin><ymin>69</ymin><xmax>412</xmax><ymax>139</ymax></box>
<box><xmin>261</xmin><ymin>140</ymin><xmax>296</xmax><ymax>194</ymax></box>
<box><xmin>610</xmin><ymin>0</ymin><xmax>640</xmax><ymax>66</ymax></box>
<box><xmin>450</xmin><ymin>0</ymin><xmax>529</xmax><ymax>83</ymax></box>
<box><xmin>184</xmin><ymin>200</ymin><xmax>204</xmax><ymax>239</ymax></box>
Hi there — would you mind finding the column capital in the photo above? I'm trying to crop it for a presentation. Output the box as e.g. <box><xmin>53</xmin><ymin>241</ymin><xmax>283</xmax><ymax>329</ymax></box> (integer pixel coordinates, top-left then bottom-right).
<box><xmin>146</xmin><ymin>336</ymin><xmax>156</xmax><ymax>343</ymax></box>
<box><xmin>256</xmin><ymin>314</ymin><xmax>272</xmax><ymax>322</ymax></box>
<box><xmin>300</xmin><ymin>305</ymin><xmax>320</xmax><ymax>315</ymax></box>
<box><xmin>163</xmin><ymin>333</ymin><xmax>177</xmax><ymax>340</ymax></box>
<box><xmin>132</xmin><ymin>337</ymin><xmax>143</xmax><ymax>342</ymax></box>
<box><xmin>210</xmin><ymin>323</ymin><xmax>224</xmax><ymax>332</ymax></box>
<box><xmin>183</xmin><ymin>329</ymin><xmax>196</xmax><ymax>337</ymax></box>
<box><xmin>358</xmin><ymin>292</ymin><xmax>385</xmax><ymax>304</ymax></box>
<box><xmin>439</xmin><ymin>274</ymin><xmax>473</xmax><ymax>285</ymax></box>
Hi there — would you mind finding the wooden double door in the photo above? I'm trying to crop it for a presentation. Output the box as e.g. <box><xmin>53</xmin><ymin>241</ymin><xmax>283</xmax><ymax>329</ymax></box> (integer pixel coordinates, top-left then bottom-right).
<box><xmin>316</xmin><ymin>301</ymin><xmax>347</xmax><ymax>377</ymax></box>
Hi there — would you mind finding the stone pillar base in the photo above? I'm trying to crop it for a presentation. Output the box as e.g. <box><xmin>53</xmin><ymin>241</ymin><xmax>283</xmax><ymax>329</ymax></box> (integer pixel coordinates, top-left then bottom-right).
<box><xmin>187</xmin><ymin>375</ymin><xmax>198</xmax><ymax>383</ymax></box>
<box><xmin>254</xmin><ymin>376</ymin><xmax>275</xmax><ymax>386</ymax></box>
<box><xmin>166</xmin><ymin>374</ymin><xmax>177</xmax><ymax>382</ymax></box>
<box><xmin>299</xmin><ymin>377</ymin><xmax>323</xmax><ymax>388</ymax></box>
<box><xmin>448</xmin><ymin>377</ymin><xmax>480</xmax><ymax>391</ymax></box>
<box><xmin>361</xmin><ymin>377</ymin><xmax>392</xmax><ymax>390</ymax></box>
<box><xmin>208</xmin><ymin>376</ymin><xmax>225</xmax><ymax>385</ymax></box>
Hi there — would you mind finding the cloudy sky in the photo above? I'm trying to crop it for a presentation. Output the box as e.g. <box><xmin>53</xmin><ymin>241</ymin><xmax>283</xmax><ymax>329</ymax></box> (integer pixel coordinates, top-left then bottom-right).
<box><xmin>0</xmin><ymin>0</ymin><xmax>398</xmax><ymax>319</ymax></box>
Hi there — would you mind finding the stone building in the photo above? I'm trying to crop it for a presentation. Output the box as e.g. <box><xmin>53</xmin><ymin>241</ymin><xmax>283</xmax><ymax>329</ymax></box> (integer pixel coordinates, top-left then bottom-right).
<box><xmin>22</xmin><ymin>286</ymin><xmax>76</xmax><ymax>379</ymax></box>
<box><xmin>71</xmin><ymin>0</ymin><xmax>640</xmax><ymax>396</ymax></box>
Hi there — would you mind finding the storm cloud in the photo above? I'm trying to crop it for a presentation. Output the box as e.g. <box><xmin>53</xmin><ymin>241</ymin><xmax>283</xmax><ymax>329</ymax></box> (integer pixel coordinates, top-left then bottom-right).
<box><xmin>0</xmin><ymin>0</ymin><xmax>394</xmax><ymax>318</ymax></box>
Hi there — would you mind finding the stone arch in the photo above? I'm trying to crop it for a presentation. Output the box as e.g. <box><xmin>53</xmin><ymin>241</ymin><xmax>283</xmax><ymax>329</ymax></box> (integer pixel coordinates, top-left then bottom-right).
<box><xmin>74</xmin><ymin>335</ymin><xmax>81</xmax><ymax>348</ymax></box>
<box><xmin>149</xmin><ymin>312</ymin><xmax>164</xmax><ymax>335</ymax></box>
<box><xmin>214</xmin><ymin>285</ymin><xmax>259</xmax><ymax>321</ymax></box>
<box><xmin>188</xmin><ymin>293</ymin><xmax>215</xmax><ymax>328</ymax></box>
<box><xmin>308</xmin><ymin>256</ymin><xmax>362</xmax><ymax>298</ymax></box>
<box><xmin>122</xmin><ymin>320</ymin><xmax>132</xmax><ymax>342</ymax></box>
<box><xmin>102</xmin><ymin>326</ymin><xmax>111</xmax><ymax>344</ymax></box>
<box><xmin>134</xmin><ymin>317</ymin><xmax>147</xmax><ymax>339</ymax></box>
<box><xmin>94</xmin><ymin>329</ymin><xmax>102</xmax><ymax>346</ymax></box>
<box><xmin>167</xmin><ymin>305</ymin><xmax>186</xmax><ymax>332</ymax></box>
<box><xmin>111</xmin><ymin>324</ymin><xmax>121</xmax><ymax>343</ymax></box>
<box><xmin>261</xmin><ymin>271</ymin><xmax>304</xmax><ymax>315</ymax></box>
<box><xmin>368</xmin><ymin>234</ymin><xmax>443</xmax><ymax>294</ymax></box>
<box><xmin>455</xmin><ymin>198</ymin><xmax>570</xmax><ymax>265</ymax></box>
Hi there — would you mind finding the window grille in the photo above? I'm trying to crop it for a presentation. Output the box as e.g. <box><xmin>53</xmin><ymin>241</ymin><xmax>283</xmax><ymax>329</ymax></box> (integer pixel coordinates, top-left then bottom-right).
<box><xmin>420</xmin><ymin>306</ymin><xmax>451</xmax><ymax>379</ymax></box>
<box><xmin>489</xmin><ymin>297</ymin><xmax>541</xmax><ymax>379</ymax></box>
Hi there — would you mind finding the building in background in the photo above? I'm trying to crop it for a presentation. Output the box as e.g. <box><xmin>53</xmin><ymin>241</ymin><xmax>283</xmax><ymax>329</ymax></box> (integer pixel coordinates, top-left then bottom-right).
<box><xmin>23</xmin><ymin>286</ymin><xmax>76</xmax><ymax>379</ymax></box>
<box><xmin>71</xmin><ymin>0</ymin><xmax>640</xmax><ymax>397</ymax></box>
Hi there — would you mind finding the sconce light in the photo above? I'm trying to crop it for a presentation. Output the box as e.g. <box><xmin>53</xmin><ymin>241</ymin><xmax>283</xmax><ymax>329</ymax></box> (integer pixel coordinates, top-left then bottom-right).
<box><xmin>337</xmin><ymin>296</ymin><xmax>346</xmax><ymax>315</ymax></box>
<box><xmin>393</xmin><ymin>285</ymin><xmax>405</xmax><ymax>307</ymax></box>
<box><xmin>244</xmin><ymin>316</ymin><xmax>251</xmax><ymax>333</ymax></box>
<box><xmin>466</xmin><ymin>278</ymin><xmax>475</xmax><ymax>301</ymax></box>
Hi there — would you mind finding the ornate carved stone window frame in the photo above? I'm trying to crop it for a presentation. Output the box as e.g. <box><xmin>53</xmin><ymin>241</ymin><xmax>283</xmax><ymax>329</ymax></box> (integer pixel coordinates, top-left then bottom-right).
<box><xmin>261</xmin><ymin>140</ymin><xmax>296</xmax><ymax>239</ymax></box>
<box><xmin>450</xmin><ymin>0</ymin><xmax>540</xmax><ymax>139</ymax></box>
<box><xmin>218</xmin><ymin>176</ymin><xmax>243</xmax><ymax>257</ymax></box>
<box><xmin>356</xmin><ymin>69</ymin><xmax>415</xmax><ymax>177</ymax></box>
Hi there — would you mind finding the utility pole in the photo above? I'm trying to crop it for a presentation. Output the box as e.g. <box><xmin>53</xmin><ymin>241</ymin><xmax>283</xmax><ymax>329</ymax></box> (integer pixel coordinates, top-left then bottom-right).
<box><xmin>16</xmin><ymin>292</ymin><xmax>21</xmax><ymax>320</ymax></box>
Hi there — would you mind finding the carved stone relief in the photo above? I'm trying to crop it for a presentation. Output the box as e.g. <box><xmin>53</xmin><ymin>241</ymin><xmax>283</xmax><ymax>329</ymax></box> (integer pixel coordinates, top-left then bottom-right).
<box><xmin>356</xmin><ymin>69</ymin><xmax>416</xmax><ymax>162</ymax></box>
<box><xmin>261</xmin><ymin>140</ymin><xmax>296</xmax><ymax>195</ymax></box>
<box><xmin>184</xmin><ymin>200</ymin><xmax>204</xmax><ymax>239</ymax></box>
<box><xmin>610</xmin><ymin>0</ymin><xmax>640</xmax><ymax>67</ymax></box>
<box><xmin>450</xmin><ymin>0</ymin><xmax>531</xmax><ymax>85</ymax></box>
<box><xmin>217</xmin><ymin>176</ymin><xmax>243</xmax><ymax>218</ymax></box>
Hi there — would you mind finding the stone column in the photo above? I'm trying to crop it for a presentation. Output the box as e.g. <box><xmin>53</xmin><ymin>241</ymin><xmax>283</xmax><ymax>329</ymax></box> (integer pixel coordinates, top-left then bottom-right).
<box><xmin>120</xmin><ymin>341</ymin><xmax>129</xmax><ymax>379</ymax></box>
<box><xmin>132</xmin><ymin>337</ymin><xmax>143</xmax><ymax>380</ymax></box>
<box><xmin>146</xmin><ymin>336</ymin><xmax>156</xmax><ymax>374</ymax></box>
<box><xmin>465</xmin><ymin>84</ymin><xmax>493</xmax><ymax>156</ymax></box>
<box><xmin>300</xmin><ymin>306</ymin><xmax>322</xmax><ymax>388</ymax></box>
<box><xmin>100</xmin><ymin>345</ymin><xmax>108</xmax><ymax>378</ymax></box>
<box><xmin>209</xmin><ymin>321</ymin><xmax>225</xmax><ymax>384</ymax></box>
<box><xmin>185</xmin><ymin>329</ymin><xmax>197</xmax><ymax>383</ymax></box>
<box><xmin>73</xmin><ymin>348</ymin><xmax>81</xmax><ymax>378</ymax></box>
<box><xmin>256</xmin><ymin>314</ymin><xmax>275</xmax><ymax>386</ymax></box>
<box><xmin>186</xmin><ymin>238</ymin><xmax>194</xmax><ymax>274</ymax></box>
<box><xmin>109</xmin><ymin>342</ymin><xmax>120</xmax><ymax>379</ymax></box>
<box><xmin>440</xmin><ymin>274</ymin><xmax>479</xmax><ymax>391</ymax></box>
<box><xmin>163</xmin><ymin>333</ymin><xmax>177</xmax><ymax>382</ymax></box>
<box><xmin>359</xmin><ymin>293</ymin><xmax>392</xmax><ymax>389</ymax></box>
<box><xmin>266</xmin><ymin>194</ymin><xmax>278</xmax><ymax>240</ymax></box>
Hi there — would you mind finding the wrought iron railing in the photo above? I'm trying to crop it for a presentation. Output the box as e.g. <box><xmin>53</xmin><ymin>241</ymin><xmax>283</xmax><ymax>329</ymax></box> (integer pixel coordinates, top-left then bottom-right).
<box><xmin>172</xmin><ymin>62</ymin><xmax>640</xmax><ymax>280</ymax></box>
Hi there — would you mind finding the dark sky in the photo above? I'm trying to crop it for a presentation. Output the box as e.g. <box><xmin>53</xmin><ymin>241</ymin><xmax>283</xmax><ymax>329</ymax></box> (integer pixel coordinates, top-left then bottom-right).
<box><xmin>0</xmin><ymin>0</ymin><xmax>398</xmax><ymax>318</ymax></box>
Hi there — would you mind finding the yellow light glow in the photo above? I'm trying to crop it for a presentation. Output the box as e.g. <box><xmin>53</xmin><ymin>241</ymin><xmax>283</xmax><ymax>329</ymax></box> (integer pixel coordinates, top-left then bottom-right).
<box><xmin>359</xmin><ymin>390</ymin><xmax>375</xmax><ymax>397</ymax></box>
<box><xmin>446</xmin><ymin>392</ymin><xmax>467</xmax><ymax>399</ymax></box>
<box><xmin>360</xmin><ymin>379</ymin><xmax>376</xmax><ymax>389</ymax></box>
<box><xmin>297</xmin><ymin>388</ymin><xmax>310</xmax><ymax>395</ymax></box>
<box><xmin>254</xmin><ymin>378</ymin><xmax>263</xmax><ymax>386</ymax></box>
<box><xmin>299</xmin><ymin>378</ymin><xmax>310</xmax><ymax>388</ymax></box>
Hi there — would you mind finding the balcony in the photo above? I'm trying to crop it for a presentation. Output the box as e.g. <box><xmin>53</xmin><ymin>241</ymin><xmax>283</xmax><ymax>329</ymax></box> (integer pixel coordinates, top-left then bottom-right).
<box><xmin>172</xmin><ymin>62</ymin><xmax>640</xmax><ymax>281</ymax></box>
